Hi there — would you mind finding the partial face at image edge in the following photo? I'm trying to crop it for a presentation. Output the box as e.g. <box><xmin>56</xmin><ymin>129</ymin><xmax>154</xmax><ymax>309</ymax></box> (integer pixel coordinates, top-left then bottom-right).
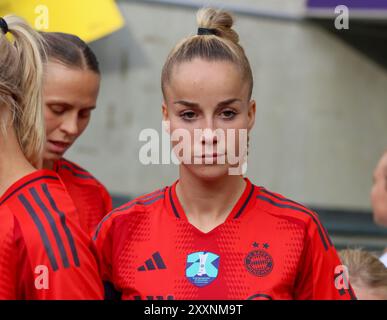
<box><xmin>371</xmin><ymin>152</ymin><xmax>387</xmax><ymax>227</ymax></box>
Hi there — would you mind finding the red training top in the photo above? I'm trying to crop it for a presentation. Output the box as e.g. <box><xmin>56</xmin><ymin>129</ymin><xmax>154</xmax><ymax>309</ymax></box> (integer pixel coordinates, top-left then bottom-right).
<box><xmin>53</xmin><ymin>158</ymin><xmax>112</xmax><ymax>234</ymax></box>
<box><xmin>0</xmin><ymin>170</ymin><xmax>103</xmax><ymax>299</ymax></box>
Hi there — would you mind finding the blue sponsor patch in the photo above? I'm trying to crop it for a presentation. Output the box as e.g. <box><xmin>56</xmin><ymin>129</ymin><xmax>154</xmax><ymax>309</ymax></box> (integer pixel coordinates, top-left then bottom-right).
<box><xmin>185</xmin><ymin>251</ymin><xmax>220</xmax><ymax>287</ymax></box>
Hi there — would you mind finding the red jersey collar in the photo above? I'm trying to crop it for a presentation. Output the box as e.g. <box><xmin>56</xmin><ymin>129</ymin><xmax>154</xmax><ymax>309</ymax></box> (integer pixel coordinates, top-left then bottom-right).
<box><xmin>166</xmin><ymin>177</ymin><xmax>256</xmax><ymax>221</ymax></box>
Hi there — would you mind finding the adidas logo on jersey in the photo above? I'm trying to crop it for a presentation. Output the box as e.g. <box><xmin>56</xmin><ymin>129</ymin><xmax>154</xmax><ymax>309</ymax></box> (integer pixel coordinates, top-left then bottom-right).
<box><xmin>137</xmin><ymin>252</ymin><xmax>167</xmax><ymax>271</ymax></box>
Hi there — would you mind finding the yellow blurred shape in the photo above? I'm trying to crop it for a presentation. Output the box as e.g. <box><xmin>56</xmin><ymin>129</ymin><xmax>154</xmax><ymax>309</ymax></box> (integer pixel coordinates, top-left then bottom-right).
<box><xmin>0</xmin><ymin>0</ymin><xmax>124</xmax><ymax>42</ymax></box>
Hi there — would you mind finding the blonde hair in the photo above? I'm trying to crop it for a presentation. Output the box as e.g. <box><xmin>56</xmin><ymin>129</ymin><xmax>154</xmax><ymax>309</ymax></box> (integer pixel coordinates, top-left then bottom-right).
<box><xmin>339</xmin><ymin>249</ymin><xmax>387</xmax><ymax>299</ymax></box>
<box><xmin>161</xmin><ymin>7</ymin><xmax>253</xmax><ymax>99</ymax></box>
<box><xmin>0</xmin><ymin>15</ymin><xmax>46</xmax><ymax>167</ymax></box>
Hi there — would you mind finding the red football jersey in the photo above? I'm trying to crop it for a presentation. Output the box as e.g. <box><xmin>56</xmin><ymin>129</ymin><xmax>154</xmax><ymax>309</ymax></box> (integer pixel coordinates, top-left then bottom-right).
<box><xmin>0</xmin><ymin>170</ymin><xmax>103</xmax><ymax>300</ymax></box>
<box><xmin>53</xmin><ymin>158</ymin><xmax>112</xmax><ymax>234</ymax></box>
<box><xmin>93</xmin><ymin>178</ymin><xmax>356</xmax><ymax>300</ymax></box>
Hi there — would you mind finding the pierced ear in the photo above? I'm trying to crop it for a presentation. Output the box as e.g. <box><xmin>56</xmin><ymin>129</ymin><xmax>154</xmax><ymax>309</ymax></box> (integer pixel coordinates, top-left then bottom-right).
<box><xmin>247</xmin><ymin>100</ymin><xmax>256</xmax><ymax>131</ymax></box>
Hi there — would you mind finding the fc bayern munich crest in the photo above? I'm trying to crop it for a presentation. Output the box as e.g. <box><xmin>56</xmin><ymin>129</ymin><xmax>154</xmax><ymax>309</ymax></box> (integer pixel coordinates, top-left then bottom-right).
<box><xmin>244</xmin><ymin>249</ymin><xmax>274</xmax><ymax>277</ymax></box>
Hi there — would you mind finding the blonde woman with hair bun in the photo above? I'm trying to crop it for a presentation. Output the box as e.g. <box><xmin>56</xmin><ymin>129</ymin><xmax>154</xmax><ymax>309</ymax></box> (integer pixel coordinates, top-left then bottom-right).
<box><xmin>0</xmin><ymin>15</ymin><xmax>103</xmax><ymax>299</ymax></box>
<box><xmin>94</xmin><ymin>8</ymin><xmax>355</xmax><ymax>300</ymax></box>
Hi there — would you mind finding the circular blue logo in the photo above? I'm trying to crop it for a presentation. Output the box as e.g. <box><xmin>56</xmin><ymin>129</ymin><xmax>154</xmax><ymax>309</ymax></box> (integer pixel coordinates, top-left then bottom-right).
<box><xmin>186</xmin><ymin>251</ymin><xmax>220</xmax><ymax>287</ymax></box>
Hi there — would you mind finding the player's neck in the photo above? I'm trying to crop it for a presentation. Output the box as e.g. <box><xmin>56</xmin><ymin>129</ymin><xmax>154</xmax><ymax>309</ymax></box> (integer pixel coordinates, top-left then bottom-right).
<box><xmin>43</xmin><ymin>159</ymin><xmax>55</xmax><ymax>170</ymax></box>
<box><xmin>0</xmin><ymin>127</ymin><xmax>35</xmax><ymax>196</ymax></box>
<box><xmin>176</xmin><ymin>167</ymin><xmax>246</xmax><ymax>233</ymax></box>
